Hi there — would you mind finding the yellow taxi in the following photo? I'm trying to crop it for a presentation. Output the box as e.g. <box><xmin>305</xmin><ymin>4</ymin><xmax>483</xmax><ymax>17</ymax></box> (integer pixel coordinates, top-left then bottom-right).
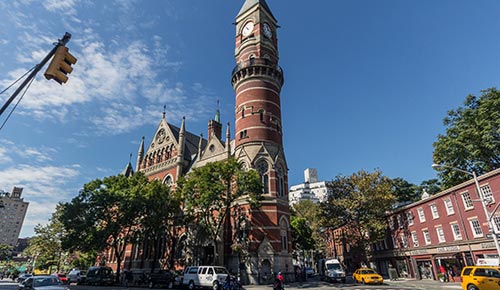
<box><xmin>461</xmin><ymin>266</ymin><xmax>500</xmax><ymax>290</ymax></box>
<box><xmin>352</xmin><ymin>267</ymin><xmax>384</xmax><ymax>284</ymax></box>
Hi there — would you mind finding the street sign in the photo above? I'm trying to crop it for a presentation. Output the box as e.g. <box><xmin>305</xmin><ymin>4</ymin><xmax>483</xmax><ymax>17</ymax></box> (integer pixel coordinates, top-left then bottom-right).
<box><xmin>485</xmin><ymin>233</ymin><xmax>500</xmax><ymax>239</ymax></box>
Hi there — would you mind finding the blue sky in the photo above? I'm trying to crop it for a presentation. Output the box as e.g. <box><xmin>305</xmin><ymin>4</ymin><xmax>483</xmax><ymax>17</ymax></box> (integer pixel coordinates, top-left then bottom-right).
<box><xmin>1</xmin><ymin>0</ymin><xmax>499</xmax><ymax>237</ymax></box>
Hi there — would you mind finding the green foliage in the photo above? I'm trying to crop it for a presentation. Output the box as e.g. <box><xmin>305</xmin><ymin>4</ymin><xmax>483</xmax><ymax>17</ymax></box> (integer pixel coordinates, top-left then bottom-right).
<box><xmin>176</xmin><ymin>158</ymin><xmax>262</xmax><ymax>265</ymax></box>
<box><xmin>60</xmin><ymin>173</ymin><xmax>148</xmax><ymax>281</ymax></box>
<box><xmin>320</xmin><ymin>170</ymin><xmax>395</xmax><ymax>261</ymax></box>
<box><xmin>137</xmin><ymin>179</ymin><xmax>183</xmax><ymax>269</ymax></box>
<box><xmin>290</xmin><ymin>200</ymin><xmax>322</xmax><ymax>251</ymax></box>
<box><xmin>290</xmin><ymin>217</ymin><xmax>315</xmax><ymax>251</ymax></box>
<box><xmin>391</xmin><ymin>177</ymin><xmax>420</xmax><ymax>203</ymax></box>
<box><xmin>433</xmin><ymin>88</ymin><xmax>500</xmax><ymax>188</ymax></box>
<box><xmin>419</xmin><ymin>178</ymin><xmax>441</xmax><ymax>195</ymax></box>
<box><xmin>0</xmin><ymin>244</ymin><xmax>12</xmax><ymax>261</ymax></box>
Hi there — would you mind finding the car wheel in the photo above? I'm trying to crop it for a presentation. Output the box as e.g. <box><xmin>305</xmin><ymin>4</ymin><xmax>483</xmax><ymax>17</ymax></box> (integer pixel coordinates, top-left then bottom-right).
<box><xmin>189</xmin><ymin>281</ymin><xmax>195</xmax><ymax>290</ymax></box>
<box><xmin>212</xmin><ymin>281</ymin><xmax>219</xmax><ymax>290</ymax></box>
<box><xmin>167</xmin><ymin>281</ymin><xmax>174</xmax><ymax>289</ymax></box>
<box><xmin>149</xmin><ymin>281</ymin><xmax>154</xmax><ymax>288</ymax></box>
<box><xmin>467</xmin><ymin>285</ymin><xmax>479</xmax><ymax>290</ymax></box>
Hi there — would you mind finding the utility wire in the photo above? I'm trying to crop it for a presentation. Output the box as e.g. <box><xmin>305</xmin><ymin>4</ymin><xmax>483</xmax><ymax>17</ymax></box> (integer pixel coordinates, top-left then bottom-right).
<box><xmin>0</xmin><ymin>65</ymin><xmax>36</xmax><ymax>96</ymax></box>
<box><xmin>0</xmin><ymin>71</ymin><xmax>36</xmax><ymax>131</ymax></box>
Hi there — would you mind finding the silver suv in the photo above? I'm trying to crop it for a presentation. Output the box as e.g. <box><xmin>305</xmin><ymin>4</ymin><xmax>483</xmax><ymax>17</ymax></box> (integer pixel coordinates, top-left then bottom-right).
<box><xmin>182</xmin><ymin>266</ymin><xmax>228</xmax><ymax>290</ymax></box>
<box><xmin>67</xmin><ymin>269</ymin><xmax>86</xmax><ymax>285</ymax></box>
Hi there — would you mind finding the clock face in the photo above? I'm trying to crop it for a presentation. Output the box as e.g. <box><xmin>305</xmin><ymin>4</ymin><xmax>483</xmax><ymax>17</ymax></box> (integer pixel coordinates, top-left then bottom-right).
<box><xmin>242</xmin><ymin>21</ymin><xmax>254</xmax><ymax>37</ymax></box>
<box><xmin>263</xmin><ymin>23</ymin><xmax>272</xmax><ymax>38</ymax></box>
<box><xmin>156</xmin><ymin>128</ymin><xmax>166</xmax><ymax>144</ymax></box>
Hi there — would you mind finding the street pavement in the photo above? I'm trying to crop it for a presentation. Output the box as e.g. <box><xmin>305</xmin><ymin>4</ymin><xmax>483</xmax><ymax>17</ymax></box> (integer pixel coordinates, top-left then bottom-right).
<box><xmin>0</xmin><ymin>277</ymin><xmax>463</xmax><ymax>290</ymax></box>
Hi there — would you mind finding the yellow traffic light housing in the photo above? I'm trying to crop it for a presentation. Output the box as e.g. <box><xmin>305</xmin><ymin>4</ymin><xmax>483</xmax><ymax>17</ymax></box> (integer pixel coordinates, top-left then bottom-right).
<box><xmin>44</xmin><ymin>46</ymin><xmax>77</xmax><ymax>84</ymax></box>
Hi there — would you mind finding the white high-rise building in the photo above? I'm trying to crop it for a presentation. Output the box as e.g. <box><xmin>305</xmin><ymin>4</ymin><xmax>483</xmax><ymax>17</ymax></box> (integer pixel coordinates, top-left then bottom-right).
<box><xmin>289</xmin><ymin>168</ymin><xmax>331</xmax><ymax>205</ymax></box>
<box><xmin>0</xmin><ymin>187</ymin><xmax>29</xmax><ymax>247</ymax></box>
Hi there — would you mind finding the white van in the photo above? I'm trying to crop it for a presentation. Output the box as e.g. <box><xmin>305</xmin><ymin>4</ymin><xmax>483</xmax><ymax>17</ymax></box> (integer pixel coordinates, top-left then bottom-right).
<box><xmin>182</xmin><ymin>266</ymin><xmax>229</xmax><ymax>290</ymax></box>
<box><xmin>324</xmin><ymin>259</ymin><xmax>346</xmax><ymax>283</ymax></box>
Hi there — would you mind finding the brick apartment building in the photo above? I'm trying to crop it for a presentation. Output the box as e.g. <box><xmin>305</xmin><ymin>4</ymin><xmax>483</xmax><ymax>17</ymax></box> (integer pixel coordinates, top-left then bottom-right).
<box><xmin>334</xmin><ymin>168</ymin><xmax>500</xmax><ymax>281</ymax></box>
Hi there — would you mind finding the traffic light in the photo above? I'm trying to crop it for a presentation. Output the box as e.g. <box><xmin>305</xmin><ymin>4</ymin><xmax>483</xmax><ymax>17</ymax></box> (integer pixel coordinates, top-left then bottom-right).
<box><xmin>44</xmin><ymin>45</ymin><xmax>77</xmax><ymax>84</ymax></box>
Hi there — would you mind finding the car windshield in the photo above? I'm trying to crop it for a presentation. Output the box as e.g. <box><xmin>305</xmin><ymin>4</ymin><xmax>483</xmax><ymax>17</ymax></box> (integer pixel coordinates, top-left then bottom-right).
<box><xmin>327</xmin><ymin>264</ymin><xmax>341</xmax><ymax>270</ymax></box>
<box><xmin>33</xmin><ymin>277</ymin><xmax>60</xmax><ymax>287</ymax></box>
<box><xmin>361</xmin><ymin>270</ymin><xmax>376</xmax><ymax>274</ymax></box>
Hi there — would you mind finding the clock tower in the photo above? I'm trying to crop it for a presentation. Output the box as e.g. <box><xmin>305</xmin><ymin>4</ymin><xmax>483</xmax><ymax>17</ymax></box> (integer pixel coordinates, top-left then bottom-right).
<box><xmin>232</xmin><ymin>0</ymin><xmax>292</xmax><ymax>283</ymax></box>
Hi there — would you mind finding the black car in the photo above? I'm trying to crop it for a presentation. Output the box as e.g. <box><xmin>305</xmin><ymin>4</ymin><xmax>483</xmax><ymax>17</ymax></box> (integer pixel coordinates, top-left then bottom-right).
<box><xmin>147</xmin><ymin>270</ymin><xmax>177</xmax><ymax>289</ymax></box>
<box><xmin>86</xmin><ymin>266</ymin><xmax>114</xmax><ymax>286</ymax></box>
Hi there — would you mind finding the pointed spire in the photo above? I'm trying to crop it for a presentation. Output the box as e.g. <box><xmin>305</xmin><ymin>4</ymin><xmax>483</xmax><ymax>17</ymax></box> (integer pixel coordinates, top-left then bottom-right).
<box><xmin>136</xmin><ymin>136</ymin><xmax>145</xmax><ymax>171</ymax></box>
<box><xmin>226</xmin><ymin>122</ymin><xmax>231</xmax><ymax>157</ymax></box>
<box><xmin>177</xmin><ymin>116</ymin><xmax>186</xmax><ymax>178</ymax></box>
<box><xmin>238</xmin><ymin>0</ymin><xmax>274</xmax><ymax>19</ymax></box>
<box><xmin>215</xmin><ymin>100</ymin><xmax>221</xmax><ymax>123</ymax></box>
<box><xmin>198</xmin><ymin>133</ymin><xmax>204</xmax><ymax>159</ymax></box>
<box><xmin>121</xmin><ymin>153</ymin><xmax>134</xmax><ymax>177</ymax></box>
<box><xmin>163</xmin><ymin>105</ymin><xmax>166</xmax><ymax>119</ymax></box>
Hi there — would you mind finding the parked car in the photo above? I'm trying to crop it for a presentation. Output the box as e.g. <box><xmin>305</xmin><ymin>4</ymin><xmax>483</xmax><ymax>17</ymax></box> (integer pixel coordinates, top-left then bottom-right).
<box><xmin>85</xmin><ymin>266</ymin><xmax>114</xmax><ymax>286</ymax></box>
<box><xmin>52</xmin><ymin>274</ymin><xmax>68</xmax><ymax>284</ymax></box>
<box><xmin>17</xmin><ymin>274</ymin><xmax>33</xmax><ymax>283</ymax></box>
<box><xmin>352</xmin><ymin>268</ymin><xmax>383</xmax><ymax>285</ymax></box>
<box><xmin>461</xmin><ymin>265</ymin><xmax>500</xmax><ymax>290</ymax></box>
<box><xmin>146</xmin><ymin>270</ymin><xmax>177</xmax><ymax>289</ymax></box>
<box><xmin>67</xmin><ymin>269</ymin><xmax>86</xmax><ymax>285</ymax></box>
<box><xmin>182</xmin><ymin>266</ymin><xmax>229</xmax><ymax>290</ymax></box>
<box><xmin>324</xmin><ymin>259</ymin><xmax>346</xmax><ymax>283</ymax></box>
<box><xmin>18</xmin><ymin>275</ymin><xmax>68</xmax><ymax>290</ymax></box>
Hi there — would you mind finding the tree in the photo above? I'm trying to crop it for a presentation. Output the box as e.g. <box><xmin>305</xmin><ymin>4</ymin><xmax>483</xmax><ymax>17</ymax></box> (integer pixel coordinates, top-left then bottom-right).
<box><xmin>419</xmin><ymin>178</ymin><xmax>441</xmax><ymax>195</ymax></box>
<box><xmin>0</xmin><ymin>244</ymin><xmax>12</xmax><ymax>261</ymax></box>
<box><xmin>24</xmin><ymin>206</ymin><xmax>65</xmax><ymax>272</ymax></box>
<box><xmin>290</xmin><ymin>200</ymin><xmax>322</xmax><ymax>253</ymax></box>
<box><xmin>137</xmin><ymin>179</ymin><xmax>183</xmax><ymax>271</ymax></box>
<box><xmin>391</xmin><ymin>177</ymin><xmax>419</xmax><ymax>204</ymax></box>
<box><xmin>177</xmin><ymin>158</ymin><xmax>262</xmax><ymax>266</ymax></box>
<box><xmin>320</xmin><ymin>170</ymin><xmax>395</xmax><ymax>264</ymax></box>
<box><xmin>60</xmin><ymin>173</ymin><xmax>147</xmax><ymax>282</ymax></box>
<box><xmin>433</xmin><ymin>88</ymin><xmax>500</xmax><ymax>188</ymax></box>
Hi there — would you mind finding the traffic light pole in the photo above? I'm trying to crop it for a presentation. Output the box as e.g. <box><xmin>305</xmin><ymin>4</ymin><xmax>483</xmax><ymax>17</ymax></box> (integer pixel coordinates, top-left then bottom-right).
<box><xmin>0</xmin><ymin>32</ymin><xmax>71</xmax><ymax>118</ymax></box>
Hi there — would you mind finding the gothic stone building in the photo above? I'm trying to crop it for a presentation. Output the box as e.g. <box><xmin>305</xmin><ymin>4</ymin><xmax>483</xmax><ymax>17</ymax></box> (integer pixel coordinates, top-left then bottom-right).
<box><xmin>112</xmin><ymin>0</ymin><xmax>292</xmax><ymax>284</ymax></box>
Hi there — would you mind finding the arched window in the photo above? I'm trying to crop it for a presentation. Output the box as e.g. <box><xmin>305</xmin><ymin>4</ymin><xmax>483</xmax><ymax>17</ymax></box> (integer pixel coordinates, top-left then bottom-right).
<box><xmin>256</xmin><ymin>159</ymin><xmax>269</xmax><ymax>193</ymax></box>
<box><xmin>276</xmin><ymin>165</ymin><xmax>285</xmax><ymax>197</ymax></box>
<box><xmin>163</xmin><ymin>175</ymin><xmax>173</xmax><ymax>185</ymax></box>
<box><xmin>249</xmin><ymin>55</ymin><xmax>255</xmax><ymax>65</ymax></box>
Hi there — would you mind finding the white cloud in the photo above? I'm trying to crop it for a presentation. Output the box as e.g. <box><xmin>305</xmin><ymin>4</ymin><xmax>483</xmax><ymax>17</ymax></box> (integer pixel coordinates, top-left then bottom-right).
<box><xmin>42</xmin><ymin>0</ymin><xmax>77</xmax><ymax>16</ymax></box>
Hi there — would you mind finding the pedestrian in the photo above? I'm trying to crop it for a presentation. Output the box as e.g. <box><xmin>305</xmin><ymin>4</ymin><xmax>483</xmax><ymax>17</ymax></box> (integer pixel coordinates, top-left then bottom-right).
<box><xmin>273</xmin><ymin>272</ymin><xmax>284</xmax><ymax>290</ymax></box>
<box><xmin>123</xmin><ymin>269</ymin><xmax>133</xmax><ymax>290</ymax></box>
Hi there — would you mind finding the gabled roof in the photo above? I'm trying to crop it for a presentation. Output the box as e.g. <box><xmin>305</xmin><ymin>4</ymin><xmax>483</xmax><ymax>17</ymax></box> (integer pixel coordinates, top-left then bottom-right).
<box><xmin>237</xmin><ymin>0</ymin><xmax>275</xmax><ymax>21</ymax></box>
<box><xmin>120</xmin><ymin>162</ymin><xmax>134</xmax><ymax>177</ymax></box>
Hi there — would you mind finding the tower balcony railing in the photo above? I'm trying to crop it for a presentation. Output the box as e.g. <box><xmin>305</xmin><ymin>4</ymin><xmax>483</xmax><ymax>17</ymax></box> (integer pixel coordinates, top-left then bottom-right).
<box><xmin>231</xmin><ymin>58</ymin><xmax>284</xmax><ymax>88</ymax></box>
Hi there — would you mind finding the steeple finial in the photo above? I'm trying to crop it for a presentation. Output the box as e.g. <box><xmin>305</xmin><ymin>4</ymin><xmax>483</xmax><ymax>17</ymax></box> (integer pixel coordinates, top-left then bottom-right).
<box><xmin>215</xmin><ymin>100</ymin><xmax>221</xmax><ymax>123</ymax></box>
<box><xmin>163</xmin><ymin>105</ymin><xmax>166</xmax><ymax>119</ymax></box>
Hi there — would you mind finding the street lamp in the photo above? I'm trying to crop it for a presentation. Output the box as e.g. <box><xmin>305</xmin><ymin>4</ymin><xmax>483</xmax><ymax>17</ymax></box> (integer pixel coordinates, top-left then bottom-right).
<box><xmin>432</xmin><ymin>163</ymin><xmax>500</xmax><ymax>263</ymax></box>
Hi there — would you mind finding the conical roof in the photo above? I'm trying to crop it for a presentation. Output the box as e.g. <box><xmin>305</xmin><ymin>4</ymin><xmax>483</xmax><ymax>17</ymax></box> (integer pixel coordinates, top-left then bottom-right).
<box><xmin>237</xmin><ymin>0</ymin><xmax>275</xmax><ymax>20</ymax></box>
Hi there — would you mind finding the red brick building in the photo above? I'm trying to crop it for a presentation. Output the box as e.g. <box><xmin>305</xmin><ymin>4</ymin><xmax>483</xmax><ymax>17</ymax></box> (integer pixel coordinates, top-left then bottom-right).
<box><xmin>106</xmin><ymin>0</ymin><xmax>292</xmax><ymax>285</ymax></box>
<box><xmin>368</xmin><ymin>168</ymin><xmax>500</xmax><ymax>281</ymax></box>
